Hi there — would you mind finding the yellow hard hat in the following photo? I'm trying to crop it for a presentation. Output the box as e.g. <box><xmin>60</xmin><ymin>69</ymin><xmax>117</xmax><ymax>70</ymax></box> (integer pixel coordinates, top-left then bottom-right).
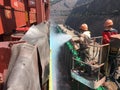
<box><xmin>80</xmin><ymin>23</ymin><xmax>88</xmax><ymax>31</ymax></box>
<box><xmin>104</xmin><ymin>19</ymin><xmax>113</xmax><ymax>27</ymax></box>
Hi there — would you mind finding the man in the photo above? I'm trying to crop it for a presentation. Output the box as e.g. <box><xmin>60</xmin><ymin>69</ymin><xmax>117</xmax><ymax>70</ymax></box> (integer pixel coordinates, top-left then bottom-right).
<box><xmin>78</xmin><ymin>23</ymin><xmax>91</xmax><ymax>62</ymax></box>
<box><xmin>102</xmin><ymin>19</ymin><xmax>118</xmax><ymax>77</ymax></box>
<box><xmin>102</xmin><ymin>19</ymin><xmax>118</xmax><ymax>44</ymax></box>
<box><xmin>80</xmin><ymin>23</ymin><xmax>91</xmax><ymax>38</ymax></box>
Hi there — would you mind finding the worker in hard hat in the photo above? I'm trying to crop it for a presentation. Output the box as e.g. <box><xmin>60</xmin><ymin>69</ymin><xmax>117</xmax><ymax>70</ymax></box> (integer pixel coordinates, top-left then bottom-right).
<box><xmin>102</xmin><ymin>19</ymin><xmax>118</xmax><ymax>77</ymax></box>
<box><xmin>102</xmin><ymin>19</ymin><xmax>118</xmax><ymax>44</ymax></box>
<box><xmin>80</xmin><ymin>23</ymin><xmax>91</xmax><ymax>38</ymax></box>
<box><xmin>78</xmin><ymin>23</ymin><xmax>91</xmax><ymax>62</ymax></box>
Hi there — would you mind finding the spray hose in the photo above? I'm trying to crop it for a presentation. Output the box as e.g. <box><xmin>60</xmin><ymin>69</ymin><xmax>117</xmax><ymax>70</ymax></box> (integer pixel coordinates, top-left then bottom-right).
<box><xmin>56</xmin><ymin>25</ymin><xmax>84</xmax><ymax>66</ymax></box>
<box><xmin>66</xmin><ymin>41</ymin><xmax>84</xmax><ymax>66</ymax></box>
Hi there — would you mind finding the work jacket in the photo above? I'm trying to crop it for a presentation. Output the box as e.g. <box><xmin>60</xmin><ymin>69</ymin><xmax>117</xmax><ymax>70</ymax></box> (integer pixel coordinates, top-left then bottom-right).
<box><xmin>82</xmin><ymin>30</ymin><xmax>91</xmax><ymax>38</ymax></box>
<box><xmin>79</xmin><ymin>30</ymin><xmax>91</xmax><ymax>50</ymax></box>
<box><xmin>102</xmin><ymin>28</ymin><xmax>118</xmax><ymax>44</ymax></box>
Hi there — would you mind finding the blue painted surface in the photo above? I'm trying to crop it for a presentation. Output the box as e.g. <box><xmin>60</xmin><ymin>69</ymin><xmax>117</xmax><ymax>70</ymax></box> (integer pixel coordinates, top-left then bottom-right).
<box><xmin>71</xmin><ymin>71</ymin><xmax>94</xmax><ymax>89</ymax></box>
<box><xmin>50</xmin><ymin>23</ymin><xmax>72</xmax><ymax>90</ymax></box>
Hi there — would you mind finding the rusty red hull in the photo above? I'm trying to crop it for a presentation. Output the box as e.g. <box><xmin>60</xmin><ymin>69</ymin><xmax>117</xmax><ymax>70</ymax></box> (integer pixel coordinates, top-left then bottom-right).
<box><xmin>0</xmin><ymin>0</ymin><xmax>49</xmax><ymax>35</ymax></box>
<box><xmin>0</xmin><ymin>42</ymin><xmax>11</xmax><ymax>73</ymax></box>
<box><xmin>0</xmin><ymin>42</ymin><xmax>11</xmax><ymax>90</ymax></box>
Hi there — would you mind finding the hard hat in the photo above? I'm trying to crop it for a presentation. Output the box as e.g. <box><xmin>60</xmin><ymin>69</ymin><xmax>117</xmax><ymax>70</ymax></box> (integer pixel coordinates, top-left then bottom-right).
<box><xmin>104</xmin><ymin>19</ymin><xmax>113</xmax><ymax>27</ymax></box>
<box><xmin>80</xmin><ymin>23</ymin><xmax>88</xmax><ymax>30</ymax></box>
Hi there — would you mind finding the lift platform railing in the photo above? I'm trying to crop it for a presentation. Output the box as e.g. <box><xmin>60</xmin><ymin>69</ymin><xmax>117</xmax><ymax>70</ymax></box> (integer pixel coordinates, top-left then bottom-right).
<box><xmin>70</xmin><ymin>36</ymin><xmax>111</xmax><ymax>89</ymax></box>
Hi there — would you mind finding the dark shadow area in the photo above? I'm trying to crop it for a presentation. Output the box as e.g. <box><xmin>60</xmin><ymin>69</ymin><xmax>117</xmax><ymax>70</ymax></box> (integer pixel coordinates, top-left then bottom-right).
<box><xmin>57</xmin><ymin>44</ymin><xmax>73</xmax><ymax>90</ymax></box>
<box><xmin>2</xmin><ymin>0</ymin><xmax>16</xmax><ymax>35</ymax></box>
<box><xmin>37</xmin><ymin>49</ymin><xmax>43</xmax><ymax>89</ymax></box>
<box><xmin>65</xmin><ymin>0</ymin><xmax>120</xmax><ymax>37</ymax></box>
<box><xmin>4</xmin><ymin>0</ymin><xmax>11</xmax><ymax>6</ymax></box>
<box><xmin>23</xmin><ymin>0</ymin><xmax>30</xmax><ymax>27</ymax></box>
